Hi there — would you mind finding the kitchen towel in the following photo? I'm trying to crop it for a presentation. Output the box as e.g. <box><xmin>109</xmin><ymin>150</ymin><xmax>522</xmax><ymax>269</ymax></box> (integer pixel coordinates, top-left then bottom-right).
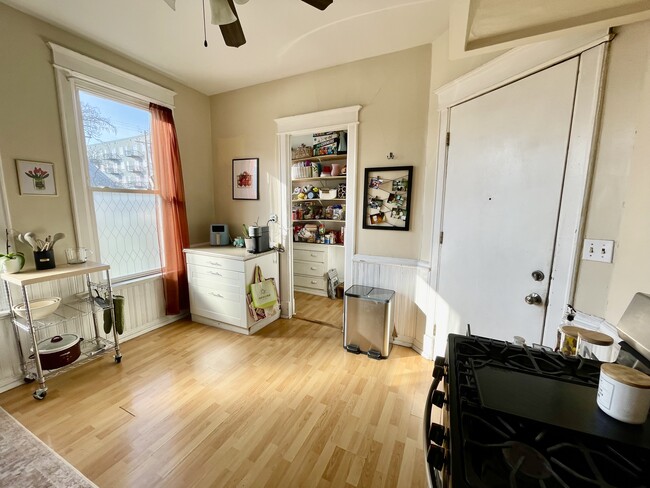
<box><xmin>103</xmin><ymin>295</ymin><xmax>125</xmax><ymax>335</ymax></box>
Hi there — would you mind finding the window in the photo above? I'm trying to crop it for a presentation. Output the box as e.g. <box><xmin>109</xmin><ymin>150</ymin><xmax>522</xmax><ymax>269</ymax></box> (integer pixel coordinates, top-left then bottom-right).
<box><xmin>50</xmin><ymin>42</ymin><xmax>176</xmax><ymax>283</ymax></box>
<box><xmin>78</xmin><ymin>90</ymin><xmax>161</xmax><ymax>279</ymax></box>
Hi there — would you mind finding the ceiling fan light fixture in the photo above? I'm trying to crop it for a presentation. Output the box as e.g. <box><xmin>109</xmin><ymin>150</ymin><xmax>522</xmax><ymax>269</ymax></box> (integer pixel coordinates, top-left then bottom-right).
<box><xmin>210</xmin><ymin>0</ymin><xmax>237</xmax><ymax>25</ymax></box>
<box><xmin>234</xmin><ymin>0</ymin><xmax>250</xmax><ymax>4</ymax></box>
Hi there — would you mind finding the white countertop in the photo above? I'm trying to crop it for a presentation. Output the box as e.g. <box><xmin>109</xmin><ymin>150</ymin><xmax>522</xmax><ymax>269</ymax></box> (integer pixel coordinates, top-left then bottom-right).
<box><xmin>183</xmin><ymin>246</ymin><xmax>277</xmax><ymax>261</ymax></box>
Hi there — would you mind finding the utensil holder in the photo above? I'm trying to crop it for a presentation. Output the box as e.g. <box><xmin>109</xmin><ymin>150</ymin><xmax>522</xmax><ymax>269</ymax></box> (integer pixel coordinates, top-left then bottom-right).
<box><xmin>34</xmin><ymin>249</ymin><xmax>55</xmax><ymax>270</ymax></box>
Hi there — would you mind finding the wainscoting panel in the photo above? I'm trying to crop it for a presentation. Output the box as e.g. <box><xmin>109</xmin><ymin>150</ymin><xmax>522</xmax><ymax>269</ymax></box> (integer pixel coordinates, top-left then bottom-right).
<box><xmin>351</xmin><ymin>255</ymin><xmax>431</xmax><ymax>347</ymax></box>
<box><xmin>0</xmin><ymin>275</ymin><xmax>180</xmax><ymax>393</ymax></box>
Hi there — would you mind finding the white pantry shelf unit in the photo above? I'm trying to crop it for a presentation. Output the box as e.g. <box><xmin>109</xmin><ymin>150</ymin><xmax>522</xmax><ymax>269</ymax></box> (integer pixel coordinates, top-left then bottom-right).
<box><xmin>1</xmin><ymin>261</ymin><xmax>122</xmax><ymax>400</ymax></box>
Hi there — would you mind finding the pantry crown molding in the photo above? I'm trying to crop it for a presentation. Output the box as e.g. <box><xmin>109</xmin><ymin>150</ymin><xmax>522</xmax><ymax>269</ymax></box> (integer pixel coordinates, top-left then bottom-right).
<box><xmin>275</xmin><ymin>105</ymin><xmax>361</xmax><ymax>135</ymax></box>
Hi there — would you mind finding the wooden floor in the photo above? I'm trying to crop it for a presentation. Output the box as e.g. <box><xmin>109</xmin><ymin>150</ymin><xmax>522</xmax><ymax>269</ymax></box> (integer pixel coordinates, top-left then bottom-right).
<box><xmin>0</xmin><ymin>318</ymin><xmax>432</xmax><ymax>488</ymax></box>
<box><xmin>294</xmin><ymin>291</ymin><xmax>344</xmax><ymax>329</ymax></box>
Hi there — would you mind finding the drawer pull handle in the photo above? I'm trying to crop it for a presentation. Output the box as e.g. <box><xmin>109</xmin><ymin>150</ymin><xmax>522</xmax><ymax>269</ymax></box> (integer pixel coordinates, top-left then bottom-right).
<box><xmin>209</xmin><ymin>261</ymin><xmax>222</xmax><ymax>266</ymax></box>
<box><xmin>310</xmin><ymin>253</ymin><xmax>317</xmax><ymax>257</ymax></box>
<box><xmin>311</xmin><ymin>280</ymin><xmax>317</xmax><ymax>284</ymax></box>
<box><xmin>210</xmin><ymin>292</ymin><xmax>224</xmax><ymax>298</ymax></box>
<box><xmin>310</xmin><ymin>267</ymin><xmax>317</xmax><ymax>270</ymax></box>
<box><xmin>209</xmin><ymin>271</ymin><xmax>223</xmax><ymax>276</ymax></box>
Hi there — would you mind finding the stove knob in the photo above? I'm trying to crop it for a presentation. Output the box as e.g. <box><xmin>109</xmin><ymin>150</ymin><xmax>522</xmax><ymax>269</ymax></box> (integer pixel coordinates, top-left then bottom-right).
<box><xmin>428</xmin><ymin>423</ymin><xmax>446</xmax><ymax>446</ymax></box>
<box><xmin>431</xmin><ymin>390</ymin><xmax>446</xmax><ymax>408</ymax></box>
<box><xmin>432</xmin><ymin>365</ymin><xmax>445</xmax><ymax>380</ymax></box>
<box><xmin>427</xmin><ymin>445</ymin><xmax>446</xmax><ymax>470</ymax></box>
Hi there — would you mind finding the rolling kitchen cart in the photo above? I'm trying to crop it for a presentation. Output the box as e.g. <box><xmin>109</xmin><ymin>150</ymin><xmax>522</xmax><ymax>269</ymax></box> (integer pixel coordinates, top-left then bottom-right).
<box><xmin>343</xmin><ymin>285</ymin><xmax>395</xmax><ymax>359</ymax></box>
<box><xmin>1</xmin><ymin>262</ymin><xmax>122</xmax><ymax>400</ymax></box>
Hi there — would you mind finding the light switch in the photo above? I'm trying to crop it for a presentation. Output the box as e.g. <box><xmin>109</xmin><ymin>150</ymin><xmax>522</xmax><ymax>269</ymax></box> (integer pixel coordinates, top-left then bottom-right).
<box><xmin>582</xmin><ymin>239</ymin><xmax>614</xmax><ymax>263</ymax></box>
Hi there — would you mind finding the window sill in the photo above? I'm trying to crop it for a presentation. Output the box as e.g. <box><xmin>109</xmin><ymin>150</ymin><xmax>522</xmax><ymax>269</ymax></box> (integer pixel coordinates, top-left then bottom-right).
<box><xmin>111</xmin><ymin>272</ymin><xmax>162</xmax><ymax>289</ymax></box>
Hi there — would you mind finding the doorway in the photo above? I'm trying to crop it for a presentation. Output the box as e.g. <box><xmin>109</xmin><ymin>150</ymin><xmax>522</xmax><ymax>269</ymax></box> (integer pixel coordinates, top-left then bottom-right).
<box><xmin>275</xmin><ymin>106</ymin><xmax>361</xmax><ymax>324</ymax></box>
<box><xmin>429</xmin><ymin>38</ymin><xmax>610</xmax><ymax>357</ymax></box>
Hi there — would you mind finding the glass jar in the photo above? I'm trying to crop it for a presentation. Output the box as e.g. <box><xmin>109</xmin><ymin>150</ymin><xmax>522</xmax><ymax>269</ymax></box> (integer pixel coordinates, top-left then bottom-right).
<box><xmin>558</xmin><ymin>325</ymin><xmax>587</xmax><ymax>356</ymax></box>
<box><xmin>577</xmin><ymin>330</ymin><xmax>614</xmax><ymax>362</ymax></box>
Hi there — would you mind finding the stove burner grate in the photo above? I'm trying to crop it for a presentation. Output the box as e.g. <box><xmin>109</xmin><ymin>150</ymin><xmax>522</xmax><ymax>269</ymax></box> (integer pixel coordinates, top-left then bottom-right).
<box><xmin>461</xmin><ymin>410</ymin><xmax>649</xmax><ymax>488</ymax></box>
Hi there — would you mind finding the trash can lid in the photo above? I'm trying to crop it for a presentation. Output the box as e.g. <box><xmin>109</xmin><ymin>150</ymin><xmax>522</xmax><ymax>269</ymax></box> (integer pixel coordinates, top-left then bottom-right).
<box><xmin>344</xmin><ymin>285</ymin><xmax>395</xmax><ymax>303</ymax></box>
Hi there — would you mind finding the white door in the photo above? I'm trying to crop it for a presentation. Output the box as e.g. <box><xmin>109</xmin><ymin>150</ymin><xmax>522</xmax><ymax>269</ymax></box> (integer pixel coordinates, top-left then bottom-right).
<box><xmin>436</xmin><ymin>57</ymin><xmax>579</xmax><ymax>345</ymax></box>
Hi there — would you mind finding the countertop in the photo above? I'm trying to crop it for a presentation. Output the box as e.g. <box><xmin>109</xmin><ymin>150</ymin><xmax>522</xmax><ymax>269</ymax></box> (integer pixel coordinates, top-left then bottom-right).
<box><xmin>183</xmin><ymin>246</ymin><xmax>277</xmax><ymax>261</ymax></box>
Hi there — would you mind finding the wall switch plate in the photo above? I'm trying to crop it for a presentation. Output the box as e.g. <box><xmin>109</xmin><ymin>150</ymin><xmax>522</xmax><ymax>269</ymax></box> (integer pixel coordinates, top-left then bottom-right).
<box><xmin>582</xmin><ymin>239</ymin><xmax>614</xmax><ymax>263</ymax></box>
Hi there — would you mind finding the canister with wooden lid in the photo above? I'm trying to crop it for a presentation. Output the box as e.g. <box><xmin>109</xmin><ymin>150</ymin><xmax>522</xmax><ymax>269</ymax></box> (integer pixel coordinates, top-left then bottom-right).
<box><xmin>577</xmin><ymin>330</ymin><xmax>614</xmax><ymax>362</ymax></box>
<box><xmin>597</xmin><ymin>363</ymin><xmax>650</xmax><ymax>424</ymax></box>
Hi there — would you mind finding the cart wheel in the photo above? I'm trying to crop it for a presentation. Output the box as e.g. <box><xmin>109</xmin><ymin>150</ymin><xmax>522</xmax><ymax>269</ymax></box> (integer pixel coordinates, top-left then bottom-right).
<box><xmin>114</xmin><ymin>355</ymin><xmax>122</xmax><ymax>363</ymax></box>
<box><xmin>33</xmin><ymin>389</ymin><xmax>47</xmax><ymax>400</ymax></box>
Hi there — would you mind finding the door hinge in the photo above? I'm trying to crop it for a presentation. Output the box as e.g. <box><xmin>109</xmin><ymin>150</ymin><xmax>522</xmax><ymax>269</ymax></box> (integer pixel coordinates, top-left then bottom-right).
<box><xmin>439</xmin><ymin>231</ymin><xmax>444</xmax><ymax>244</ymax></box>
<box><xmin>446</xmin><ymin>132</ymin><xmax>450</xmax><ymax>146</ymax></box>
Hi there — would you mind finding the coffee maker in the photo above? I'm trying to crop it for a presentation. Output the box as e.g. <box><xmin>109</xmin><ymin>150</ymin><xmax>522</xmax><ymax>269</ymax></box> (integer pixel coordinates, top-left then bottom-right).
<box><xmin>248</xmin><ymin>226</ymin><xmax>270</xmax><ymax>253</ymax></box>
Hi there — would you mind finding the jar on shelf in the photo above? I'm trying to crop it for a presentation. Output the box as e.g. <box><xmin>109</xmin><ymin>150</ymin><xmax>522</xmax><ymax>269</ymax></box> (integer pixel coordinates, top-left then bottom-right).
<box><xmin>558</xmin><ymin>325</ymin><xmax>587</xmax><ymax>356</ymax></box>
<box><xmin>577</xmin><ymin>330</ymin><xmax>615</xmax><ymax>362</ymax></box>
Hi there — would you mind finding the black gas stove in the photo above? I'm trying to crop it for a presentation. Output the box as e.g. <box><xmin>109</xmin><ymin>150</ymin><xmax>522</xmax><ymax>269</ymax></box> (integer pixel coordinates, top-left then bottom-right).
<box><xmin>424</xmin><ymin>334</ymin><xmax>650</xmax><ymax>488</ymax></box>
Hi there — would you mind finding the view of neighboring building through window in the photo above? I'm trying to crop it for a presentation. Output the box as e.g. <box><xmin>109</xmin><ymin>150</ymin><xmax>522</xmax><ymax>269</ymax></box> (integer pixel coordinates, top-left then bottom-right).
<box><xmin>79</xmin><ymin>90</ymin><xmax>162</xmax><ymax>279</ymax></box>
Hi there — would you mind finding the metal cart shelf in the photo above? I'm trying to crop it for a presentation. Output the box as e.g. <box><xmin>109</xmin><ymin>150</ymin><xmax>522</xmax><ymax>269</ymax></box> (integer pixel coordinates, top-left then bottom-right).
<box><xmin>1</xmin><ymin>261</ymin><xmax>122</xmax><ymax>400</ymax></box>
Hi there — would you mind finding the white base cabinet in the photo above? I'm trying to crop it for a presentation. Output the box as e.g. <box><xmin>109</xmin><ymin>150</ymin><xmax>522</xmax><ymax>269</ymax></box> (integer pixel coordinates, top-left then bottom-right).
<box><xmin>293</xmin><ymin>243</ymin><xmax>329</xmax><ymax>296</ymax></box>
<box><xmin>184</xmin><ymin>247</ymin><xmax>280</xmax><ymax>335</ymax></box>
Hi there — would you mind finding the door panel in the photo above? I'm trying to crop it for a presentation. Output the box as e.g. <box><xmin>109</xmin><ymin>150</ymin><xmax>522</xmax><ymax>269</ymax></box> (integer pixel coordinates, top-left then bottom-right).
<box><xmin>437</xmin><ymin>57</ymin><xmax>579</xmax><ymax>345</ymax></box>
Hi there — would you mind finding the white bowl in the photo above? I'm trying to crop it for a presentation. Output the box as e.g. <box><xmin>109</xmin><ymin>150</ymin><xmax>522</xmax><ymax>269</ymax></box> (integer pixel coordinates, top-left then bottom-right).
<box><xmin>13</xmin><ymin>297</ymin><xmax>62</xmax><ymax>320</ymax></box>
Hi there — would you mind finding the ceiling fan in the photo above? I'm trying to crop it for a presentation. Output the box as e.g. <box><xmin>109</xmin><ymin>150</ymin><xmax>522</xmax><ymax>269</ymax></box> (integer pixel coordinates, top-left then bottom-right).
<box><xmin>162</xmin><ymin>0</ymin><xmax>333</xmax><ymax>48</ymax></box>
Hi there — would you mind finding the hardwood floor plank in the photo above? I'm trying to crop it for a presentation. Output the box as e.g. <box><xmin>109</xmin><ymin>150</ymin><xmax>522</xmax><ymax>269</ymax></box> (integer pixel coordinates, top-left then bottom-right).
<box><xmin>0</xmin><ymin>317</ymin><xmax>432</xmax><ymax>487</ymax></box>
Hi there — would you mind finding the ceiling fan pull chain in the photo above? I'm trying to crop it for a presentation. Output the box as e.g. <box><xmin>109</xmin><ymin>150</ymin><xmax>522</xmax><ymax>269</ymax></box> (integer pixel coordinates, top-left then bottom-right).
<box><xmin>202</xmin><ymin>0</ymin><xmax>208</xmax><ymax>47</ymax></box>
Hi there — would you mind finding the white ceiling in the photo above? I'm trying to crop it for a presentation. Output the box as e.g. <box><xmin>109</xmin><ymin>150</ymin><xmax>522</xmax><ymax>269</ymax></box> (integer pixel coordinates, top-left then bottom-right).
<box><xmin>2</xmin><ymin>0</ymin><xmax>450</xmax><ymax>95</ymax></box>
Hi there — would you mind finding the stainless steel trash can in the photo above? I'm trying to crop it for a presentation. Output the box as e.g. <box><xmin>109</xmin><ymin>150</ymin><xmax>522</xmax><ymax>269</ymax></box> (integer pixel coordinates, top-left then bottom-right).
<box><xmin>343</xmin><ymin>285</ymin><xmax>395</xmax><ymax>359</ymax></box>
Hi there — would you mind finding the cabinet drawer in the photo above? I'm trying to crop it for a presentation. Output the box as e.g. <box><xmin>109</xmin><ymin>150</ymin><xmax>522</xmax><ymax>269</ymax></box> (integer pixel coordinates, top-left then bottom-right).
<box><xmin>188</xmin><ymin>264</ymin><xmax>244</xmax><ymax>292</ymax></box>
<box><xmin>189</xmin><ymin>286</ymin><xmax>244</xmax><ymax>326</ymax></box>
<box><xmin>294</xmin><ymin>275</ymin><xmax>327</xmax><ymax>291</ymax></box>
<box><xmin>186</xmin><ymin>253</ymin><xmax>245</xmax><ymax>273</ymax></box>
<box><xmin>294</xmin><ymin>261</ymin><xmax>325</xmax><ymax>277</ymax></box>
<box><xmin>294</xmin><ymin>249</ymin><xmax>326</xmax><ymax>264</ymax></box>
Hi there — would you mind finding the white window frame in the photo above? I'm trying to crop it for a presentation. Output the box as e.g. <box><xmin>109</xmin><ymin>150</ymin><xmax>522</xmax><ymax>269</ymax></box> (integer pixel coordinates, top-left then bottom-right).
<box><xmin>0</xmin><ymin>156</ymin><xmax>12</xmax><ymax>315</ymax></box>
<box><xmin>50</xmin><ymin>43</ymin><xmax>176</xmax><ymax>282</ymax></box>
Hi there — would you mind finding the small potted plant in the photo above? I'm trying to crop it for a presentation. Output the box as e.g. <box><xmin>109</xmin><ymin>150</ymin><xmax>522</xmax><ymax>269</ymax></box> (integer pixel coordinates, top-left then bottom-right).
<box><xmin>1</xmin><ymin>230</ymin><xmax>25</xmax><ymax>274</ymax></box>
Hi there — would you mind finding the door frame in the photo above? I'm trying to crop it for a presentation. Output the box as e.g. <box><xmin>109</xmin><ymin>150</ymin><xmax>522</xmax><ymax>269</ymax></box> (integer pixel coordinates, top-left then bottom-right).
<box><xmin>275</xmin><ymin>106</ymin><xmax>361</xmax><ymax>317</ymax></box>
<box><xmin>428</xmin><ymin>31</ymin><xmax>613</xmax><ymax>358</ymax></box>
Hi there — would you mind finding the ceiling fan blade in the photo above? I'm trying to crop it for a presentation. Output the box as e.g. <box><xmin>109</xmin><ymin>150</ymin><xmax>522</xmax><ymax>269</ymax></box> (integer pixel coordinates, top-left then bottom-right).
<box><xmin>219</xmin><ymin>0</ymin><xmax>246</xmax><ymax>47</ymax></box>
<box><xmin>300</xmin><ymin>0</ymin><xmax>333</xmax><ymax>10</ymax></box>
<box><xmin>162</xmin><ymin>0</ymin><xmax>176</xmax><ymax>10</ymax></box>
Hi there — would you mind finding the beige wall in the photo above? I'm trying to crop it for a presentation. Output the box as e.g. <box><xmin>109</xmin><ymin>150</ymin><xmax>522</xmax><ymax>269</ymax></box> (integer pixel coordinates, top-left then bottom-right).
<box><xmin>210</xmin><ymin>45</ymin><xmax>432</xmax><ymax>259</ymax></box>
<box><xmin>572</xmin><ymin>21</ymin><xmax>650</xmax><ymax>319</ymax></box>
<box><xmin>0</xmin><ymin>4</ymin><xmax>214</xmax><ymax>266</ymax></box>
<box><xmin>601</xmin><ymin>22</ymin><xmax>650</xmax><ymax>323</ymax></box>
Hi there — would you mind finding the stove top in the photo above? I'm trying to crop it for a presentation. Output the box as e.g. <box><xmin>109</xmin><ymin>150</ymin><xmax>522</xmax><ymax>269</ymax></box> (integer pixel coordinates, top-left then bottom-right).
<box><xmin>437</xmin><ymin>334</ymin><xmax>650</xmax><ymax>488</ymax></box>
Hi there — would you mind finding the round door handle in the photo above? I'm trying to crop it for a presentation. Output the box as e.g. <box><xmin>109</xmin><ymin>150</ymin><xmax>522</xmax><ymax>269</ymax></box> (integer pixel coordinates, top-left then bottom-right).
<box><xmin>524</xmin><ymin>293</ymin><xmax>543</xmax><ymax>305</ymax></box>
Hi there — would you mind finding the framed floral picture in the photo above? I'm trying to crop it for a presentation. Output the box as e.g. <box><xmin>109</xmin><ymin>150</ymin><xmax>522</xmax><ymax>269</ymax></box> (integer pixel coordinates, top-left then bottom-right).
<box><xmin>232</xmin><ymin>158</ymin><xmax>259</xmax><ymax>200</ymax></box>
<box><xmin>16</xmin><ymin>160</ymin><xmax>57</xmax><ymax>196</ymax></box>
<box><xmin>362</xmin><ymin>165</ymin><xmax>413</xmax><ymax>230</ymax></box>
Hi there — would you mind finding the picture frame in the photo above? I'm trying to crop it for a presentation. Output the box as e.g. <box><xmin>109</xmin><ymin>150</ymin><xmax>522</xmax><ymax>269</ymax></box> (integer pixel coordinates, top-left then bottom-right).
<box><xmin>362</xmin><ymin>165</ymin><xmax>413</xmax><ymax>230</ymax></box>
<box><xmin>16</xmin><ymin>160</ymin><xmax>57</xmax><ymax>196</ymax></box>
<box><xmin>232</xmin><ymin>158</ymin><xmax>259</xmax><ymax>200</ymax></box>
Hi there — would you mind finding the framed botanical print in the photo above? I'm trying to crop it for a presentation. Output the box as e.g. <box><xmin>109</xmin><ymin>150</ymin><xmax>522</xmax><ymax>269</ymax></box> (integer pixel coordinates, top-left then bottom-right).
<box><xmin>362</xmin><ymin>165</ymin><xmax>413</xmax><ymax>230</ymax></box>
<box><xmin>232</xmin><ymin>158</ymin><xmax>259</xmax><ymax>200</ymax></box>
<box><xmin>16</xmin><ymin>160</ymin><xmax>57</xmax><ymax>196</ymax></box>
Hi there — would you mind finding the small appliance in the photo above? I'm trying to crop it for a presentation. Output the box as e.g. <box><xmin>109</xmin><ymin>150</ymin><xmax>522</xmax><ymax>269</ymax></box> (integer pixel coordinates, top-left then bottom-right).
<box><xmin>247</xmin><ymin>225</ymin><xmax>270</xmax><ymax>253</ymax></box>
<box><xmin>210</xmin><ymin>224</ymin><xmax>230</xmax><ymax>246</ymax></box>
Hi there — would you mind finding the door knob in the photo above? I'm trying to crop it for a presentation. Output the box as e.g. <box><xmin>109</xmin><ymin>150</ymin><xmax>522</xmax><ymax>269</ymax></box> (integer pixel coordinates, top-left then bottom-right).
<box><xmin>524</xmin><ymin>293</ymin><xmax>543</xmax><ymax>305</ymax></box>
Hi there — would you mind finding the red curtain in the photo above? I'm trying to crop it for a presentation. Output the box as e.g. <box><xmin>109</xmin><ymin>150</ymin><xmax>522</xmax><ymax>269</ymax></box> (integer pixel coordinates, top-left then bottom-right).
<box><xmin>150</xmin><ymin>103</ymin><xmax>190</xmax><ymax>315</ymax></box>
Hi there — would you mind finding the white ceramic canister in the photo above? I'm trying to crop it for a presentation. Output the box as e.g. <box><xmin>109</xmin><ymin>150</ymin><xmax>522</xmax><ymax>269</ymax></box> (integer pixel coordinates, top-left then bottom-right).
<box><xmin>597</xmin><ymin>363</ymin><xmax>650</xmax><ymax>424</ymax></box>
